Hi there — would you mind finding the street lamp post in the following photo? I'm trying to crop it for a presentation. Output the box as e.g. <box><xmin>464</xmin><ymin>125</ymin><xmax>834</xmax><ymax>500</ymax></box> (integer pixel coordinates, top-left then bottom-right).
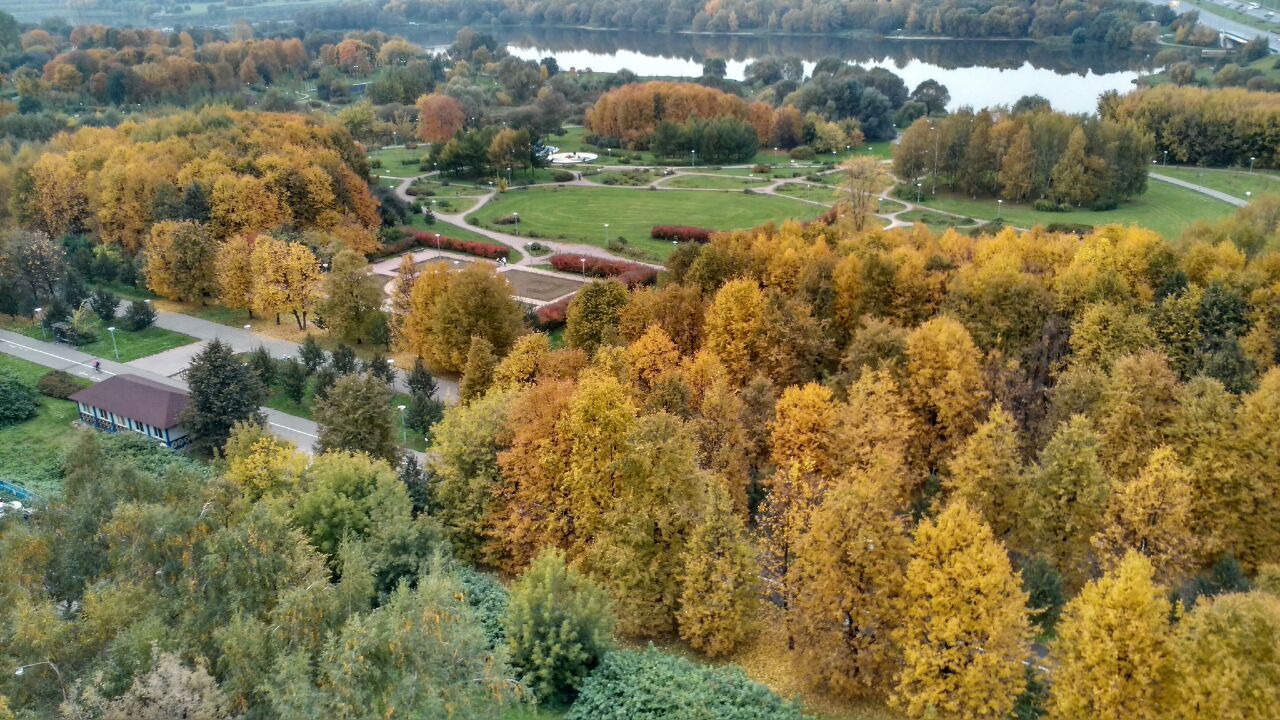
<box><xmin>34</xmin><ymin>307</ymin><xmax>44</xmax><ymax>340</ymax></box>
<box><xmin>397</xmin><ymin>405</ymin><xmax>407</xmax><ymax>445</ymax></box>
<box><xmin>435</xmin><ymin>233</ymin><xmax>441</xmax><ymax>251</ymax></box>
<box><xmin>997</xmin><ymin>199</ymin><xmax>1003</xmax><ymax>219</ymax></box>
<box><xmin>513</xmin><ymin>212</ymin><xmax>519</xmax><ymax>236</ymax></box>
<box><xmin>691</xmin><ymin>149</ymin><xmax>696</xmax><ymax>167</ymax></box>
<box><xmin>1163</xmin><ymin>149</ymin><xmax>1169</xmax><ymax>167</ymax></box>
<box><xmin>14</xmin><ymin>661</ymin><xmax>68</xmax><ymax>705</ymax></box>
<box><xmin>602</xmin><ymin>223</ymin><xmax>608</xmax><ymax>248</ymax></box>
<box><xmin>1246</xmin><ymin>191</ymin><xmax>1252</xmax><ymax>203</ymax></box>
<box><xmin>106</xmin><ymin>326</ymin><xmax>119</xmax><ymax>361</ymax></box>
<box><xmin>915</xmin><ymin>181</ymin><xmax>922</xmax><ymax>203</ymax></box>
<box><xmin>1250</xmin><ymin>156</ymin><xmax>1257</xmax><ymax>173</ymax></box>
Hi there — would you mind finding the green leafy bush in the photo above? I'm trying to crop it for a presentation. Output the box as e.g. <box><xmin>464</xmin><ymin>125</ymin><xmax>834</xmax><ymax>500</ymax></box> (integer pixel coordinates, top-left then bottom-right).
<box><xmin>36</xmin><ymin>370</ymin><xmax>90</xmax><ymax>399</ymax></box>
<box><xmin>566</xmin><ymin>648</ymin><xmax>806</xmax><ymax>720</ymax></box>
<box><xmin>0</xmin><ymin>372</ymin><xmax>38</xmax><ymax>426</ymax></box>
<box><xmin>788</xmin><ymin>146</ymin><xmax>815</xmax><ymax>160</ymax></box>
<box><xmin>551</xmin><ymin>169</ymin><xmax>576</xmax><ymax>182</ymax></box>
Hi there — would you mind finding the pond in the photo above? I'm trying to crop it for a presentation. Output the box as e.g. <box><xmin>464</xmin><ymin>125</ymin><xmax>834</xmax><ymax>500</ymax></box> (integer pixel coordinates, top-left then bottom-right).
<box><xmin>395</xmin><ymin>26</ymin><xmax>1147</xmax><ymax>115</ymax></box>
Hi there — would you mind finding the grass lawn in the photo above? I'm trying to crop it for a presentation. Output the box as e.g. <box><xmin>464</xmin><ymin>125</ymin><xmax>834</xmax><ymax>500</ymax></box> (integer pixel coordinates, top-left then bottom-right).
<box><xmin>369</xmin><ymin>146</ymin><xmax>430</xmax><ymax>178</ymax></box>
<box><xmin>775</xmin><ymin>182</ymin><xmax>840</xmax><ymax>204</ymax></box>
<box><xmin>0</xmin><ymin>354</ymin><xmax>86</xmax><ymax>498</ymax></box>
<box><xmin>1155</xmin><ymin>165</ymin><xmax>1280</xmax><ymax>201</ymax></box>
<box><xmin>466</xmin><ymin>186</ymin><xmax>824</xmax><ymax>261</ymax></box>
<box><xmin>917</xmin><ymin>181</ymin><xmax>1237</xmax><ymax>238</ymax></box>
<box><xmin>413</xmin><ymin>217</ymin><xmax>521</xmax><ymax>262</ymax></box>
<box><xmin>878</xmin><ymin>198</ymin><xmax>907</xmax><ymax>214</ymax></box>
<box><xmin>5</xmin><ymin>317</ymin><xmax>197</xmax><ymax>363</ymax></box>
<box><xmin>661</xmin><ymin>174</ymin><xmax>770</xmax><ymax>190</ymax></box>
<box><xmin>900</xmin><ymin>208</ymin><xmax>977</xmax><ymax>227</ymax></box>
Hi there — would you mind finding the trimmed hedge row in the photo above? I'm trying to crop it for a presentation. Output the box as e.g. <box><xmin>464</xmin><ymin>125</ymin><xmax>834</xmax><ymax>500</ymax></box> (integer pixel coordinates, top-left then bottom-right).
<box><xmin>548</xmin><ymin>254</ymin><xmax>657</xmax><ymax>287</ymax></box>
<box><xmin>534</xmin><ymin>294</ymin><xmax>573</xmax><ymax>329</ymax></box>
<box><xmin>650</xmin><ymin>226</ymin><xmax>712</xmax><ymax>243</ymax></box>
<box><xmin>373</xmin><ymin>228</ymin><xmax>509</xmax><ymax>261</ymax></box>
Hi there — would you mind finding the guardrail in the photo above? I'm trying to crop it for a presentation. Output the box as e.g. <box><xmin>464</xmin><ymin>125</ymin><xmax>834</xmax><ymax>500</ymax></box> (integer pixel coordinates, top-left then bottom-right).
<box><xmin>0</xmin><ymin>480</ymin><xmax>42</xmax><ymax>505</ymax></box>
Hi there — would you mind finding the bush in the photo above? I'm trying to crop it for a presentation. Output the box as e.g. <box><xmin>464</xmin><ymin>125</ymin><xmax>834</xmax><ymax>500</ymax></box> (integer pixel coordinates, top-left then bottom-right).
<box><xmin>493</xmin><ymin>214</ymin><xmax>518</xmax><ymax>225</ymax></box>
<box><xmin>1032</xmin><ymin>199</ymin><xmax>1068</xmax><ymax>212</ymax></box>
<box><xmin>1045</xmin><ymin>222</ymin><xmax>1095</xmax><ymax>235</ymax></box>
<box><xmin>121</xmin><ymin>299</ymin><xmax>156</xmax><ymax>331</ymax></box>
<box><xmin>549</xmin><ymin>254</ymin><xmax>657</xmax><ymax>286</ymax></box>
<box><xmin>752</xmin><ymin>164</ymin><xmax>772</xmax><ymax>174</ymax></box>
<box><xmin>89</xmin><ymin>289</ymin><xmax>119</xmax><ymax>323</ymax></box>
<box><xmin>535</xmin><ymin>295</ymin><xmax>573</xmax><ymax>329</ymax></box>
<box><xmin>370</xmin><ymin>158</ymin><xmax>383</xmax><ymax>169</ymax></box>
<box><xmin>788</xmin><ymin>146</ymin><xmax>815</xmax><ymax>160</ymax></box>
<box><xmin>0</xmin><ymin>372</ymin><xmax>38</xmax><ymax>427</ymax></box>
<box><xmin>552</xmin><ymin>169</ymin><xmax>576</xmax><ymax>182</ymax></box>
<box><xmin>37</xmin><ymin>370</ymin><xmax>89</xmax><ymax>399</ymax></box>
<box><xmin>566</xmin><ymin>648</ymin><xmax>805</xmax><ymax>720</ymax></box>
<box><xmin>505</xmin><ymin>550</ymin><xmax>613</xmax><ymax>705</ymax></box>
<box><xmin>371</xmin><ymin>229</ymin><xmax>509</xmax><ymax>261</ymax></box>
<box><xmin>651</xmin><ymin>226</ymin><xmax>712</xmax><ymax>244</ymax></box>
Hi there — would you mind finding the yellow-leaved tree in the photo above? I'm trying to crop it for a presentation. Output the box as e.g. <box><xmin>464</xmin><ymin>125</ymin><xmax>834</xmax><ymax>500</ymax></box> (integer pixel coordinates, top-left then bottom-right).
<box><xmin>1096</xmin><ymin>350</ymin><xmax>1180</xmax><ymax>480</ymax></box>
<box><xmin>1048</xmin><ymin>551</ymin><xmax>1173</xmax><ymax>720</ymax></box>
<box><xmin>837</xmin><ymin>368</ymin><xmax>920</xmax><ymax>507</ymax></box>
<box><xmin>144</xmin><ymin>220</ymin><xmax>217</xmax><ymax>303</ymax></box>
<box><xmin>562</xmin><ymin>369</ymin><xmax>637</xmax><ymax>555</ymax></box>
<box><xmin>1166</xmin><ymin>591</ymin><xmax>1280</xmax><ymax>720</ymax></box>
<box><xmin>789</xmin><ymin>474</ymin><xmax>909</xmax><ymax>699</ymax></box>
<box><xmin>904</xmin><ymin>316</ymin><xmax>989</xmax><ymax>469</ymax></box>
<box><xmin>223</xmin><ymin>422</ymin><xmax>307</xmax><ymax>501</ymax></box>
<box><xmin>893</xmin><ymin>500</ymin><xmax>1031</xmax><ymax>719</ymax></box>
<box><xmin>943</xmin><ymin>404</ymin><xmax>1025</xmax><ymax>541</ymax></box>
<box><xmin>491</xmin><ymin>332</ymin><xmax>551</xmax><ymax>390</ymax></box>
<box><xmin>703</xmin><ymin>278</ymin><xmax>765</xmax><ymax>381</ymax></box>
<box><xmin>1025</xmin><ymin>414</ymin><xmax>1110</xmax><ymax>588</ymax></box>
<box><xmin>624</xmin><ymin>324</ymin><xmax>681</xmax><ymax>395</ymax></box>
<box><xmin>1167</xmin><ymin>376</ymin><xmax>1242</xmax><ymax>565</ymax></box>
<box><xmin>1234</xmin><ymin>368</ymin><xmax>1280</xmax><ymax>569</ymax></box>
<box><xmin>1092</xmin><ymin>446</ymin><xmax>1197</xmax><ymax>583</ymax></box>
<box><xmin>676</xmin><ymin>477</ymin><xmax>759</xmax><ymax>657</ymax></box>
<box><xmin>216</xmin><ymin>234</ymin><xmax>256</xmax><ymax>317</ymax></box>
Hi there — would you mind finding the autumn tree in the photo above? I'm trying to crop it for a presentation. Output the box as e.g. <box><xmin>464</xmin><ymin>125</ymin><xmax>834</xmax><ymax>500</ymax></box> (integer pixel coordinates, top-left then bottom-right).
<box><xmin>703</xmin><ymin>278</ymin><xmax>765</xmax><ymax>381</ymax></box>
<box><xmin>388</xmin><ymin>254</ymin><xmax>419</xmax><ymax>345</ymax></box>
<box><xmin>790</xmin><ymin>476</ymin><xmax>909</xmax><ymax>699</ymax></box>
<box><xmin>313</xmin><ymin>373</ymin><xmax>398</xmax><ymax>464</ymax></box>
<box><xmin>840</xmin><ymin>156</ymin><xmax>891</xmax><ymax>232</ymax></box>
<box><xmin>429</xmin><ymin>389</ymin><xmax>513</xmax><ymax>564</ymax></box>
<box><xmin>1234</xmin><ymin>368</ymin><xmax>1280</xmax><ymax>569</ymax></box>
<box><xmin>401</xmin><ymin>263</ymin><xmax>523</xmax><ymax>373</ymax></box>
<box><xmin>144</xmin><ymin>220</ymin><xmax>217</xmax><ymax>303</ymax></box>
<box><xmin>1048</xmin><ymin>552</ymin><xmax>1173</xmax><ymax>720</ymax></box>
<box><xmin>181</xmin><ymin>338</ymin><xmax>266</xmax><ymax>453</ymax></box>
<box><xmin>215</xmin><ymin>234</ymin><xmax>256</xmax><ymax>316</ymax></box>
<box><xmin>250</xmin><ymin>235</ymin><xmax>321</xmax><ymax>329</ymax></box>
<box><xmin>317</xmin><ymin>249</ymin><xmax>382</xmax><ymax>344</ymax></box>
<box><xmin>943</xmin><ymin>404</ymin><xmax>1024</xmax><ymax>540</ymax></box>
<box><xmin>565</xmin><ymin>280</ymin><xmax>628</xmax><ymax>357</ymax></box>
<box><xmin>562</xmin><ymin>370</ymin><xmax>637</xmax><ymax>554</ymax></box>
<box><xmin>904</xmin><ymin>316</ymin><xmax>988</xmax><ymax>468</ymax></box>
<box><xmin>1092</xmin><ymin>447</ymin><xmax>1197</xmax><ymax>582</ymax></box>
<box><xmin>416</xmin><ymin>93</ymin><xmax>466</xmax><ymax>144</ymax></box>
<box><xmin>893</xmin><ymin>501</ymin><xmax>1031</xmax><ymax>720</ymax></box>
<box><xmin>1167</xmin><ymin>591</ymin><xmax>1280</xmax><ymax>720</ymax></box>
<box><xmin>459</xmin><ymin>335</ymin><xmax>497</xmax><ymax>402</ymax></box>
<box><xmin>837</xmin><ymin>368</ymin><xmax>920</xmax><ymax>506</ymax></box>
<box><xmin>676</xmin><ymin>478</ymin><xmax>758</xmax><ymax>657</ymax></box>
<box><xmin>1025</xmin><ymin>415</ymin><xmax>1110</xmax><ymax>587</ymax></box>
<box><xmin>624</xmin><ymin>323</ymin><xmax>681</xmax><ymax>395</ymax></box>
<box><xmin>491</xmin><ymin>332</ymin><xmax>551</xmax><ymax>390</ymax></box>
<box><xmin>998</xmin><ymin>124</ymin><xmax>1034</xmax><ymax>200</ymax></box>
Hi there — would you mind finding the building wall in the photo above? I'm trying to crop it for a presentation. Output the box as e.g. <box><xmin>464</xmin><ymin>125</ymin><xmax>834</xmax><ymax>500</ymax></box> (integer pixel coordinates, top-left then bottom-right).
<box><xmin>75</xmin><ymin>402</ymin><xmax>188</xmax><ymax>449</ymax></box>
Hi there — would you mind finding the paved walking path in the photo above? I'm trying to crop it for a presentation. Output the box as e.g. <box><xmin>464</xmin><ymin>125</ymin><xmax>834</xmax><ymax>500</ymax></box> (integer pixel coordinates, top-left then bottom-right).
<box><xmin>1150</xmin><ymin>172</ymin><xmax>1248</xmax><ymax>208</ymax></box>
<box><xmin>0</xmin><ymin>328</ymin><xmax>321</xmax><ymax>452</ymax></box>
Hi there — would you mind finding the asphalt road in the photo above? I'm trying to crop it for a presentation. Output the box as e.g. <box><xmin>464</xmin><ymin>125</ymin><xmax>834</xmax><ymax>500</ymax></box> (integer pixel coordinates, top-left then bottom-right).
<box><xmin>1156</xmin><ymin>0</ymin><xmax>1280</xmax><ymax>51</ymax></box>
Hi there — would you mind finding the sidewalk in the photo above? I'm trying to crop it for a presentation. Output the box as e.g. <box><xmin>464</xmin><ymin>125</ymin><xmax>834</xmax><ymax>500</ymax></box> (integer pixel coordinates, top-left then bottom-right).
<box><xmin>1</xmin><ymin>328</ymin><xmax>320</xmax><ymax>451</ymax></box>
<box><xmin>1149</xmin><ymin>172</ymin><xmax>1248</xmax><ymax>208</ymax></box>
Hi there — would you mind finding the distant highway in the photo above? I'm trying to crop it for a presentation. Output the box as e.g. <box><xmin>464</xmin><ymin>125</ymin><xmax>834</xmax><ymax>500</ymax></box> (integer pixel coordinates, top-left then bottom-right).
<box><xmin>1150</xmin><ymin>0</ymin><xmax>1280</xmax><ymax>51</ymax></box>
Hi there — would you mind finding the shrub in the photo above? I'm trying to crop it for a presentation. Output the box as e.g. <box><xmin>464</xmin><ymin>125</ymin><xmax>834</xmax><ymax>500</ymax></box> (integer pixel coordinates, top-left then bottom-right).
<box><xmin>548</xmin><ymin>254</ymin><xmax>657</xmax><ymax>286</ymax></box>
<box><xmin>535</xmin><ymin>295</ymin><xmax>573</xmax><ymax>329</ymax></box>
<box><xmin>788</xmin><ymin>145</ymin><xmax>816</xmax><ymax>160</ymax></box>
<box><xmin>1045</xmin><ymin>222</ymin><xmax>1095</xmax><ymax>235</ymax></box>
<box><xmin>371</xmin><ymin>229</ymin><xmax>510</xmax><ymax>261</ymax></box>
<box><xmin>1032</xmin><ymin>199</ymin><xmax>1068</xmax><ymax>212</ymax></box>
<box><xmin>370</xmin><ymin>158</ymin><xmax>383</xmax><ymax>169</ymax></box>
<box><xmin>0</xmin><ymin>372</ymin><xmax>38</xmax><ymax>427</ymax></box>
<box><xmin>121</xmin><ymin>299</ymin><xmax>156</xmax><ymax>331</ymax></box>
<box><xmin>651</xmin><ymin>226</ymin><xmax>712</xmax><ymax>243</ymax></box>
<box><xmin>37</xmin><ymin>370</ymin><xmax>89</xmax><ymax>399</ymax></box>
<box><xmin>89</xmin><ymin>288</ymin><xmax>119</xmax><ymax>323</ymax></box>
<box><xmin>505</xmin><ymin>549</ymin><xmax>613</xmax><ymax>704</ymax></box>
<box><xmin>552</xmin><ymin>169</ymin><xmax>576</xmax><ymax>182</ymax></box>
<box><xmin>752</xmin><ymin>164</ymin><xmax>772</xmax><ymax>173</ymax></box>
<box><xmin>566</xmin><ymin>648</ymin><xmax>805</xmax><ymax>720</ymax></box>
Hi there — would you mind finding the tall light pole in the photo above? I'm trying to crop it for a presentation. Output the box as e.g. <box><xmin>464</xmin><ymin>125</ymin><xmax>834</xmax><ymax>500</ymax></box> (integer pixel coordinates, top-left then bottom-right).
<box><xmin>602</xmin><ymin>223</ymin><xmax>609</xmax><ymax>247</ymax></box>
<box><xmin>106</xmin><ymin>326</ymin><xmax>119</xmax><ymax>361</ymax></box>
<box><xmin>513</xmin><ymin>212</ymin><xmax>519</xmax><ymax>236</ymax></box>
<box><xmin>1250</xmin><ymin>156</ymin><xmax>1257</xmax><ymax>173</ymax></box>
<box><xmin>915</xmin><ymin>181</ymin><xmax>922</xmax><ymax>203</ymax></box>
<box><xmin>1163</xmin><ymin>149</ymin><xmax>1169</xmax><ymax>167</ymax></box>
<box><xmin>581</xmin><ymin>256</ymin><xmax>588</xmax><ymax>275</ymax></box>
<box><xmin>997</xmin><ymin>198</ymin><xmax>1003</xmax><ymax>219</ymax></box>
<box><xmin>931</xmin><ymin>123</ymin><xmax>939</xmax><ymax>195</ymax></box>
<box><xmin>34</xmin><ymin>307</ymin><xmax>44</xmax><ymax>340</ymax></box>
<box><xmin>691</xmin><ymin>149</ymin><xmax>696</xmax><ymax>167</ymax></box>
<box><xmin>397</xmin><ymin>404</ymin><xmax>407</xmax><ymax>445</ymax></box>
<box><xmin>1246</xmin><ymin>191</ymin><xmax>1252</xmax><ymax>203</ymax></box>
<box><xmin>435</xmin><ymin>233</ymin><xmax>441</xmax><ymax>251</ymax></box>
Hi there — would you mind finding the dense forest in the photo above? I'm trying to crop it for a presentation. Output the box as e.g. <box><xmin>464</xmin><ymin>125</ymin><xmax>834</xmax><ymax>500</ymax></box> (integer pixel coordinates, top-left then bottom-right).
<box><xmin>4</xmin><ymin>197</ymin><xmax>1280</xmax><ymax>717</ymax></box>
<box><xmin>1101</xmin><ymin>85</ymin><xmax>1280</xmax><ymax>169</ymax></box>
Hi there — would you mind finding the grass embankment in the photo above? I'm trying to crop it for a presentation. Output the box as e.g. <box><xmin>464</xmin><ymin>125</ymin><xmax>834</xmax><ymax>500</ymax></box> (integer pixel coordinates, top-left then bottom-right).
<box><xmin>467</xmin><ymin>186</ymin><xmax>824</xmax><ymax>261</ymax></box>
<box><xmin>0</xmin><ymin>354</ymin><xmax>86</xmax><ymax>498</ymax></box>
<box><xmin>916</xmin><ymin>180</ymin><xmax>1236</xmax><ymax>238</ymax></box>
<box><xmin>5</xmin><ymin>317</ymin><xmax>196</xmax><ymax>363</ymax></box>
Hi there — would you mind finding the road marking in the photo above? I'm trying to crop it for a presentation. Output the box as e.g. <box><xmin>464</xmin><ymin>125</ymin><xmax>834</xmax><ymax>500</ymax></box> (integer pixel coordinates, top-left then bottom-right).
<box><xmin>267</xmin><ymin>421</ymin><xmax>318</xmax><ymax>439</ymax></box>
<box><xmin>2</xmin><ymin>338</ymin><xmax>117</xmax><ymax>377</ymax></box>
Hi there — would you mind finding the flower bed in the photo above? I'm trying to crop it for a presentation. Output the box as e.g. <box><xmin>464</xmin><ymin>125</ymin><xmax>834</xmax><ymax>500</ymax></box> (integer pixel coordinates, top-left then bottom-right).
<box><xmin>548</xmin><ymin>254</ymin><xmax>657</xmax><ymax>287</ymax></box>
<box><xmin>650</xmin><ymin>225</ymin><xmax>712</xmax><ymax>243</ymax></box>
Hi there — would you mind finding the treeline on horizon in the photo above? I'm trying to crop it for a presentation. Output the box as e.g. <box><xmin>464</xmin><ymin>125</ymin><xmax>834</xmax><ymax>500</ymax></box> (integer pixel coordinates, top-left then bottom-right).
<box><xmin>300</xmin><ymin>0</ymin><xmax>1176</xmax><ymax>50</ymax></box>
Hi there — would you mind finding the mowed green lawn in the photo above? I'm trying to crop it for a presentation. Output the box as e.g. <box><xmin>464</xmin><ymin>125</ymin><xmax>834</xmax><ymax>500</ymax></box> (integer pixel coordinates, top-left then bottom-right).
<box><xmin>661</xmin><ymin>174</ymin><xmax>770</xmax><ymax>190</ymax></box>
<box><xmin>1155</xmin><ymin>166</ymin><xmax>1280</xmax><ymax>202</ymax></box>
<box><xmin>0</xmin><ymin>354</ymin><xmax>85</xmax><ymax>498</ymax></box>
<box><xmin>7</xmin><ymin>318</ymin><xmax>196</xmax><ymax>363</ymax></box>
<box><xmin>466</xmin><ymin>186</ymin><xmax>824</xmax><ymax>260</ymax></box>
<box><xmin>369</xmin><ymin>146</ymin><xmax>430</xmax><ymax>178</ymax></box>
<box><xmin>918</xmin><ymin>181</ymin><xmax>1237</xmax><ymax>239</ymax></box>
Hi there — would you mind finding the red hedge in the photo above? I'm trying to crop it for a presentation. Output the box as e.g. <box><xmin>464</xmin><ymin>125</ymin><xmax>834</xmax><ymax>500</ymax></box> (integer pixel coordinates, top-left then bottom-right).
<box><xmin>535</xmin><ymin>294</ymin><xmax>573</xmax><ymax>328</ymax></box>
<box><xmin>651</xmin><ymin>225</ymin><xmax>712</xmax><ymax>243</ymax></box>
<box><xmin>373</xmin><ymin>227</ymin><xmax>509</xmax><ymax>260</ymax></box>
<box><xmin>548</xmin><ymin>254</ymin><xmax>657</xmax><ymax>287</ymax></box>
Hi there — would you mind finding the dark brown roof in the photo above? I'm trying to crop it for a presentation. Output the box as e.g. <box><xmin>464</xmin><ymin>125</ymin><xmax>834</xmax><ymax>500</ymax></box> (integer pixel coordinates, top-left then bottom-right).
<box><xmin>69</xmin><ymin>375</ymin><xmax>189</xmax><ymax>429</ymax></box>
